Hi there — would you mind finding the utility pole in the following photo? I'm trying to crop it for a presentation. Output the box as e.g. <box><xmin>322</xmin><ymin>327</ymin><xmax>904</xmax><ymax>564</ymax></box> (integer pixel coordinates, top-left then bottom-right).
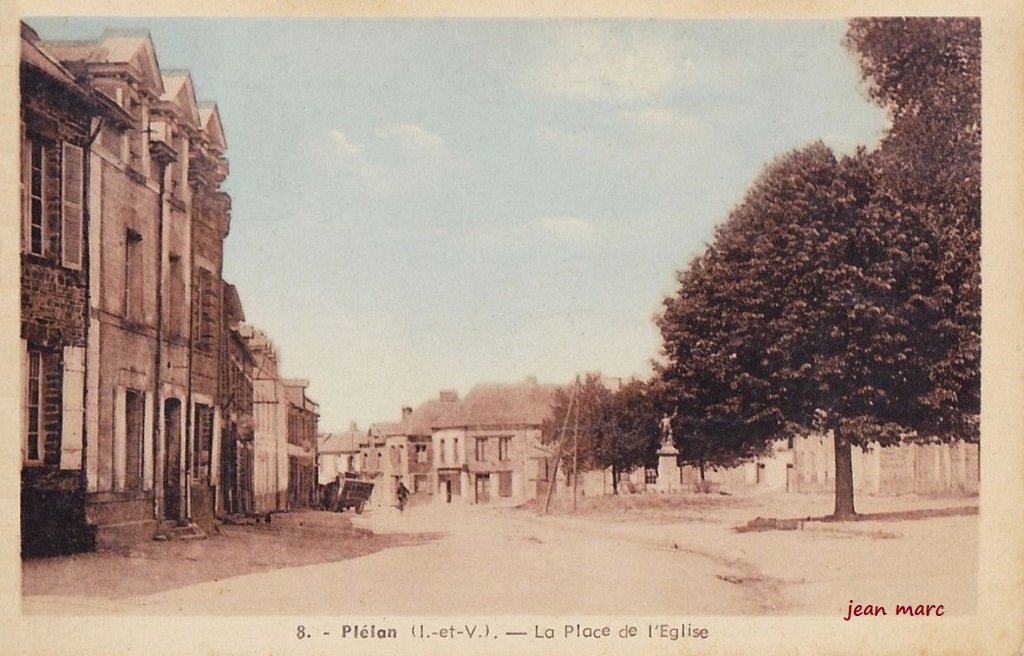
<box><xmin>572</xmin><ymin>375</ymin><xmax>580</xmax><ymax>513</ymax></box>
<box><xmin>542</xmin><ymin>378</ymin><xmax>578</xmax><ymax>515</ymax></box>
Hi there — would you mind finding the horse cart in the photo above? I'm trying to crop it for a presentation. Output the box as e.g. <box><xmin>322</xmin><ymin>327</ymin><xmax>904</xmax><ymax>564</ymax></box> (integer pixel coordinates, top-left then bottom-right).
<box><xmin>320</xmin><ymin>474</ymin><xmax>375</xmax><ymax>514</ymax></box>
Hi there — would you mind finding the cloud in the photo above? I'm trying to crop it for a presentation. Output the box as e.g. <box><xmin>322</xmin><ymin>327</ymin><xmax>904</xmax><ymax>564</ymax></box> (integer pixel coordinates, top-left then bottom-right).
<box><xmin>376</xmin><ymin>123</ymin><xmax>456</xmax><ymax>170</ymax></box>
<box><xmin>377</xmin><ymin>123</ymin><xmax>447</xmax><ymax>152</ymax></box>
<box><xmin>528</xmin><ymin>24</ymin><xmax>688</xmax><ymax>103</ymax></box>
<box><xmin>328</xmin><ymin>128</ymin><xmax>363</xmax><ymax>158</ymax></box>
<box><xmin>323</xmin><ymin>123</ymin><xmax>461</xmax><ymax>196</ymax></box>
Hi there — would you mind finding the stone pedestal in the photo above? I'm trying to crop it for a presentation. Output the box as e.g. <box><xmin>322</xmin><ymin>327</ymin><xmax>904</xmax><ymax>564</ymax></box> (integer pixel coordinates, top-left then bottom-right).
<box><xmin>656</xmin><ymin>443</ymin><xmax>680</xmax><ymax>493</ymax></box>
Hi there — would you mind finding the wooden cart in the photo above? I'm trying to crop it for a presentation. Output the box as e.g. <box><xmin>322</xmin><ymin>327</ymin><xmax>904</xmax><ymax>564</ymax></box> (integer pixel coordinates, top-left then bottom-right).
<box><xmin>338</xmin><ymin>478</ymin><xmax>374</xmax><ymax>513</ymax></box>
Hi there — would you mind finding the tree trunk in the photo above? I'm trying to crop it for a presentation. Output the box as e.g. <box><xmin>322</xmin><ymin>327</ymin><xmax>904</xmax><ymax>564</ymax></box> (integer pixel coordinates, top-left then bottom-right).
<box><xmin>699</xmin><ymin>461</ymin><xmax>706</xmax><ymax>482</ymax></box>
<box><xmin>832</xmin><ymin>425</ymin><xmax>857</xmax><ymax>518</ymax></box>
<box><xmin>611</xmin><ymin>462</ymin><xmax>619</xmax><ymax>495</ymax></box>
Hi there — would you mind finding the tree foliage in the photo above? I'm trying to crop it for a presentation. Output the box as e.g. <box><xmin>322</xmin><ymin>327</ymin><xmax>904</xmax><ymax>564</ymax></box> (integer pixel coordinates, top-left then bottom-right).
<box><xmin>655</xmin><ymin>19</ymin><xmax>980</xmax><ymax>516</ymax></box>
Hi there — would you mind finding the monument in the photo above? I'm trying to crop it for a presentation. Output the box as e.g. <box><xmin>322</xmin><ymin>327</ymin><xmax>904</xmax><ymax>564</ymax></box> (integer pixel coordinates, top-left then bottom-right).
<box><xmin>656</xmin><ymin>411</ymin><xmax>680</xmax><ymax>492</ymax></box>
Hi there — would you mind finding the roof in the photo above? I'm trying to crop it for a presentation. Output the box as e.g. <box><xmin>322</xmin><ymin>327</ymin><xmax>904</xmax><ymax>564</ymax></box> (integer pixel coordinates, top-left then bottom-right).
<box><xmin>159</xmin><ymin>70</ymin><xmax>200</xmax><ymax>128</ymax></box>
<box><xmin>41</xmin><ymin>29</ymin><xmax>165</xmax><ymax>96</ymax></box>
<box><xmin>319</xmin><ymin>430</ymin><xmax>362</xmax><ymax>455</ymax></box>
<box><xmin>405</xmin><ymin>399</ymin><xmax>461</xmax><ymax>436</ymax></box>
<box><xmin>21</xmin><ymin>28</ymin><xmax>81</xmax><ymax>90</ymax></box>
<box><xmin>369</xmin><ymin>422</ymin><xmax>406</xmax><ymax>439</ymax></box>
<box><xmin>434</xmin><ymin>382</ymin><xmax>560</xmax><ymax>429</ymax></box>
<box><xmin>198</xmin><ymin>102</ymin><xmax>227</xmax><ymax>150</ymax></box>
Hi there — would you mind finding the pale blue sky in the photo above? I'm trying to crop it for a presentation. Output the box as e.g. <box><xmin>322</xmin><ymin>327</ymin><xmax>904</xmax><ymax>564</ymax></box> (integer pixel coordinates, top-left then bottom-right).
<box><xmin>28</xmin><ymin>18</ymin><xmax>889</xmax><ymax>431</ymax></box>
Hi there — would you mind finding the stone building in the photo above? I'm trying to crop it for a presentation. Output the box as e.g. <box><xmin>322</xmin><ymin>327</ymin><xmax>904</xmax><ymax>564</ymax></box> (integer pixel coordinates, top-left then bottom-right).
<box><xmin>37</xmin><ymin>28</ymin><xmax>179</xmax><ymax>547</ymax></box>
<box><xmin>19</xmin><ymin>24</ymin><xmax>118</xmax><ymax>556</ymax></box>
<box><xmin>186</xmin><ymin>101</ymin><xmax>230</xmax><ymax>531</ymax></box>
<box><xmin>20</xmin><ymin>23</ymin><xmax>323</xmax><ymax>552</ymax></box>
<box><xmin>43</xmin><ymin>30</ymin><xmax>233</xmax><ymax>542</ymax></box>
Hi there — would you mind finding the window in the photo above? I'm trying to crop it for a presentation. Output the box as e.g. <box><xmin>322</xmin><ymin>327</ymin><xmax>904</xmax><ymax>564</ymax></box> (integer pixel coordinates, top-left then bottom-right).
<box><xmin>194</xmin><ymin>404</ymin><xmax>214</xmax><ymax>483</ymax></box>
<box><xmin>453</xmin><ymin>438</ymin><xmax>459</xmax><ymax>463</ymax></box>
<box><xmin>167</xmin><ymin>254</ymin><xmax>185</xmax><ymax>336</ymax></box>
<box><xmin>25</xmin><ymin>351</ymin><xmax>43</xmax><ymax>462</ymax></box>
<box><xmin>124</xmin><ymin>390</ymin><xmax>145</xmax><ymax>491</ymax></box>
<box><xmin>645</xmin><ymin>468</ymin><xmax>658</xmax><ymax>485</ymax></box>
<box><xmin>415</xmin><ymin>444</ymin><xmax>428</xmax><ymax>463</ymax></box>
<box><xmin>498</xmin><ymin>437</ymin><xmax>511</xmax><ymax>462</ymax></box>
<box><xmin>439</xmin><ymin>439</ymin><xmax>446</xmax><ymax>464</ymax></box>
<box><xmin>124</xmin><ymin>229</ymin><xmax>144</xmax><ymax>321</ymax></box>
<box><xmin>195</xmin><ymin>268</ymin><xmax>217</xmax><ymax>352</ymax></box>
<box><xmin>27</xmin><ymin>140</ymin><xmax>44</xmax><ymax>256</ymax></box>
<box><xmin>475</xmin><ymin>438</ymin><xmax>487</xmax><ymax>461</ymax></box>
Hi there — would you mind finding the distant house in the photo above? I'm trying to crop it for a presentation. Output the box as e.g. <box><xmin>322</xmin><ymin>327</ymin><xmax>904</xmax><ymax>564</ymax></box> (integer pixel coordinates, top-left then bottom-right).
<box><xmin>432</xmin><ymin>377</ymin><xmax>559</xmax><ymax>505</ymax></box>
<box><xmin>318</xmin><ymin>424</ymin><xmax>362</xmax><ymax>483</ymax></box>
<box><xmin>674</xmin><ymin>434</ymin><xmax>979</xmax><ymax>497</ymax></box>
<box><xmin>283</xmin><ymin>379</ymin><xmax>319</xmax><ymax>509</ymax></box>
<box><xmin>366</xmin><ymin>392</ymin><xmax>460</xmax><ymax>505</ymax></box>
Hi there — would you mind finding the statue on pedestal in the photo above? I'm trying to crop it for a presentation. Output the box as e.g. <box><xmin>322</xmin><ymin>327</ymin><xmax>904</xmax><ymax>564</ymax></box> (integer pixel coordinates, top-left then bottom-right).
<box><xmin>660</xmin><ymin>408</ymin><xmax>678</xmax><ymax>449</ymax></box>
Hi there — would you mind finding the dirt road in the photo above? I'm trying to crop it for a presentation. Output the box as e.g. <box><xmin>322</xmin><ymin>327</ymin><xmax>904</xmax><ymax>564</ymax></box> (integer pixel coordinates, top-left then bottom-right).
<box><xmin>22</xmin><ymin>493</ymin><xmax>976</xmax><ymax>616</ymax></box>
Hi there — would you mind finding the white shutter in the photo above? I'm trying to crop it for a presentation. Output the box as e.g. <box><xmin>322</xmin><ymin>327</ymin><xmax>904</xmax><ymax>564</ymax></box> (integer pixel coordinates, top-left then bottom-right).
<box><xmin>20</xmin><ymin>342</ymin><xmax>28</xmax><ymax>462</ymax></box>
<box><xmin>61</xmin><ymin>142</ymin><xmax>84</xmax><ymax>270</ymax></box>
<box><xmin>61</xmin><ymin>347</ymin><xmax>85</xmax><ymax>470</ymax></box>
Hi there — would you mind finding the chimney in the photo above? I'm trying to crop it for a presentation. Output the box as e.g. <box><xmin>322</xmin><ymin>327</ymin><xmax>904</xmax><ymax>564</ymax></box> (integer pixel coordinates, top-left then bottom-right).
<box><xmin>439</xmin><ymin>389</ymin><xmax>459</xmax><ymax>403</ymax></box>
<box><xmin>401</xmin><ymin>406</ymin><xmax>413</xmax><ymax>420</ymax></box>
<box><xmin>524</xmin><ymin>375</ymin><xmax>538</xmax><ymax>386</ymax></box>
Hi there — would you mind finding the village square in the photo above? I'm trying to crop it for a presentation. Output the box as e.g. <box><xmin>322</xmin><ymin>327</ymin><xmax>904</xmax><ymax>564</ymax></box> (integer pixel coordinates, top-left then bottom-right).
<box><xmin>13</xmin><ymin>14</ymin><xmax>987</xmax><ymax>629</ymax></box>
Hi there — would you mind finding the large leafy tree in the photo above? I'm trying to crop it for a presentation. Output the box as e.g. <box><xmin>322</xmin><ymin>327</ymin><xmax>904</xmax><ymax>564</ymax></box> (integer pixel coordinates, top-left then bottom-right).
<box><xmin>657</xmin><ymin>18</ymin><xmax>980</xmax><ymax>518</ymax></box>
<box><xmin>846</xmin><ymin>18</ymin><xmax>981</xmax><ymax>440</ymax></box>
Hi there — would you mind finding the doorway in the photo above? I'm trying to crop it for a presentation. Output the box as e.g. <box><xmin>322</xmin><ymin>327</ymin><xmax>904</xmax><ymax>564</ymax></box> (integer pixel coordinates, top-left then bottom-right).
<box><xmin>163</xmin><ymin>398</ymin><xmax>182</xmax><ymax>521</ymax></box>
<box><xmin>475</xmin><ymin>474</ymin><xmax>490</xmax><ymax>504</ymax></box>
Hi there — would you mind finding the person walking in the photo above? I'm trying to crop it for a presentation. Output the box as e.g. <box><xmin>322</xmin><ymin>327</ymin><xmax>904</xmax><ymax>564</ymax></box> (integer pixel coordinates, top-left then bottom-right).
<box><xmin>396</xmin><ymin>480</ymin><xmax>410</xmax><ymax>512</ymax></box>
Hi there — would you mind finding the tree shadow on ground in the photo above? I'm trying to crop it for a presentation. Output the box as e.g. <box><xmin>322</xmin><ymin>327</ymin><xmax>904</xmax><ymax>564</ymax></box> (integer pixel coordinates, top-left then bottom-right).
<box><xmin>736</xmin><ymin>505</ymin><xmax>977</xmax><ymax>532</ymax></box>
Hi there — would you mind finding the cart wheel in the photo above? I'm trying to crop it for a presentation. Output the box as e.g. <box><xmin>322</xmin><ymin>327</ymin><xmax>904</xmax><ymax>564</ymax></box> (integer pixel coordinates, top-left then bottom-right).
<box><xmin>356</xmin><ymin>501</ymin><xmax>365</xmax><ymax>514</ymax></box>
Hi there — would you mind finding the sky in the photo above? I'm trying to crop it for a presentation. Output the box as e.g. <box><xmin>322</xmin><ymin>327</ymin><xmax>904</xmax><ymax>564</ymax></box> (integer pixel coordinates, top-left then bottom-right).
<box><xmin>27</xmin><ymin>17</ymin><xmax>889</xmax><ymax>431</ymax></box>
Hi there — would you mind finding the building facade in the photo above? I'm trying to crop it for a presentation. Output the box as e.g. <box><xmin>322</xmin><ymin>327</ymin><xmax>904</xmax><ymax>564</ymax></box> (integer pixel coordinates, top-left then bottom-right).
<box><xmin>20</xmin><ymin>24</ymin><xmax>321</xmax><ymax>554</ymax></box>
<box><xmin>19</xmin><ymin>25</ymin><xmax>113</xmax><ymax>556</ymax></box>
<box><xmin>431</xmin><ymin>380</ymin><xmax>558</xmax><ymax>506</ymax></box>
<box><xmin>240</xmin><ymin>325</ymin><xmax>290</xmax><ymax>515</ymax></box>
<box><xmin>284</xmin><ymin>379</ymin><xmax>320</xmax><ymax>509</ymax></box>
<box><xmin>318</xmin><ymin>424</ymin><xmax>362</xmax><ymax>483</ymax></box>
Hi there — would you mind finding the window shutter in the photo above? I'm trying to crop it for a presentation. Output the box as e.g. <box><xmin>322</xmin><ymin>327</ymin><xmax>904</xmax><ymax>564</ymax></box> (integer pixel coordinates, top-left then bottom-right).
<box><xmin>61</xmin><ymin>142</ymin><xmax>84</xmax><ymax>270</ymax></box>
<box><xmin>61</xmin><ymin>346</ymin><xmax>85</xmax><ymax>470</ymax></box>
